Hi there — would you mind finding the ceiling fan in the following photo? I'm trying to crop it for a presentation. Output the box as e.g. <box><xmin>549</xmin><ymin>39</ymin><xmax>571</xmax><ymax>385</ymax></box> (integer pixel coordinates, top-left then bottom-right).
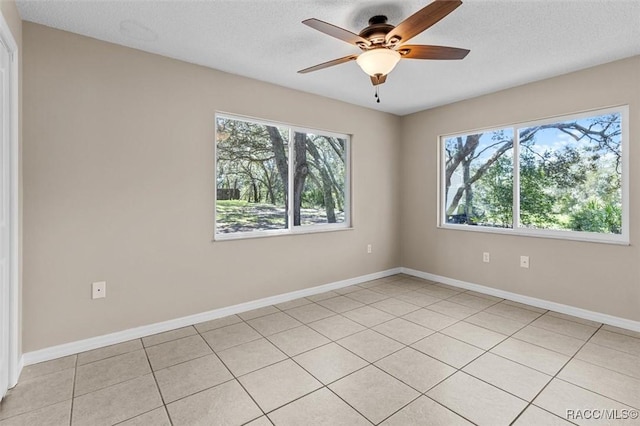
<box><xmin>298</xmin><ymin>0</ymin><xmax>469</xmax><ymax>101</ymax></box>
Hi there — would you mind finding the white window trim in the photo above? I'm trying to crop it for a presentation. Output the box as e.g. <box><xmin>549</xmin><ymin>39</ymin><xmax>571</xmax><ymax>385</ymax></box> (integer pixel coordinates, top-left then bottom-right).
<box><xmin>437</xmin><ymin>105</ymin><xmax>629</xmax><ymax>245</ymax></box>
<box><xmin>213</xmin><ymin>113</ymin><xmax>352</xmax><ymax>241</ymax></box>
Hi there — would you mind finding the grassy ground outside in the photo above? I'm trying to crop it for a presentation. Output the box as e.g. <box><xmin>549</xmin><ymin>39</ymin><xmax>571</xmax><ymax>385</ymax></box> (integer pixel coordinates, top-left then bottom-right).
<box><xmin>216</xmin><ymin>200</ymin><xmax>344</xmax><ymax>233</ymax></box>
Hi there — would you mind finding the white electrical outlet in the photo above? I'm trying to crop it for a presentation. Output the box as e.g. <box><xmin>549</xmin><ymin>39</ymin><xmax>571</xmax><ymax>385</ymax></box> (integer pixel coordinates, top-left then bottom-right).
<box><xmin>520</xmin><ymin>256</ymin><xmax>530</xmax><ymax>269</ymax></box>
<box><xmin>92</xmin><ymin>281</ymin><xmax>106</xmax><ymax>299</ymax></box>
<box><xmin>367</xmin><ymin>244</ymin><xmax>372</xmax><ymax>254</ymax></box>
<box><xmin>483</xmin><ymin>252</ymin><xmax>490</xmax><ymax>263</ymax></box>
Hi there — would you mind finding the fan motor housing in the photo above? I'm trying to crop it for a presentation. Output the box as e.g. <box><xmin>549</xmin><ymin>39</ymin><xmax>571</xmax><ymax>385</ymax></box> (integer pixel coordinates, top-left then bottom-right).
<box><xmin>358</xmin><ymin>15</ymin><xmax>395</xmax><ymax>47</ymax></box>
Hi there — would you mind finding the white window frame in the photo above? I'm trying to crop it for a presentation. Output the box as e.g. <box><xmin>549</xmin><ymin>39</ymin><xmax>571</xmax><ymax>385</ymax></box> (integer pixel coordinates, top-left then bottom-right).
<box><xmin>438</xmin><ymin>105</ymin><xmax>629</xmax><ymax>245</ymax></box>
<box><xmin>214</xmin><ymin>113</ymin><xmax>352</xmax><ymax>241</ymax></box>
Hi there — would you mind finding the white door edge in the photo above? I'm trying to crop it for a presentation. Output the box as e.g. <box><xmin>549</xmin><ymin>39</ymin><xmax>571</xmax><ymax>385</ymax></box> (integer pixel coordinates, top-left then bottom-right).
<box><xmin>0</xmin><ymin>9</ymin><xmax>20</xmax><ymax>396</ymax></box>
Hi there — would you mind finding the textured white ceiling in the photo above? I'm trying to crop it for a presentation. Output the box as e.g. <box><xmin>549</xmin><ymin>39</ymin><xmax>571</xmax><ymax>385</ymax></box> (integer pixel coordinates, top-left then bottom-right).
<box><xmin>16</xmin><ymin>0</ymin><xmax>640</xmax><ymax>116</ymax></box>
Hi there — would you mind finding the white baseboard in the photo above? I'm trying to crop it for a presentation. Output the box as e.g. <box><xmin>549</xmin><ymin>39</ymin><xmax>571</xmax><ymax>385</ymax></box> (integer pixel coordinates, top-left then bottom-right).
<box><xmin>23</xmin><ymin>268</ymin><xmax>401</xmax><ymax>366</ymax></box>
<box><xmin>22</xmin><ymin>266</ymin><xmax>639</xmax><ymax>367</ymax></box>
<box><xmin>401</xmin><ymin>267</ymin><xmax>640</xmax><ymax>333</ymax></box>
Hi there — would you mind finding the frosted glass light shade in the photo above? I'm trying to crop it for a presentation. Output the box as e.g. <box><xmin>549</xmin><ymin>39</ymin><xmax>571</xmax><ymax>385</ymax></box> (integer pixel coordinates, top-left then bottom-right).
<box><xmin>356</xmin><ymin>49</ymin><xmax>401</xmax><ymax>76</ymax></box>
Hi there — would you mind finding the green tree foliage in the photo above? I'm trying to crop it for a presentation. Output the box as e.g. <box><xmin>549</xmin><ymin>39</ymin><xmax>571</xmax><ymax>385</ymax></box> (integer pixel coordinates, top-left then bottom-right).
<box><xmin>518</xmin><ymin>150</ymin><xmax>558</xmax><ymax>228</ymax></box>
<box><xmin>475</xmin><ymin>155</ymin><xmax>512</xmax><ymax>227</ymax></box>
<box><xmin>216</xmin><ymin>118</ymin><xmax>287</xmax><ymax>205</ymax></box>
<box><xmin>444</xmin><ymin>113</ymin><xmax>622</xmax><ymax>234</ymax></box>
<box><xmin>570</xmin><ymin>200</ymin><xmax>621</xmax><ymax>234</ymax></box>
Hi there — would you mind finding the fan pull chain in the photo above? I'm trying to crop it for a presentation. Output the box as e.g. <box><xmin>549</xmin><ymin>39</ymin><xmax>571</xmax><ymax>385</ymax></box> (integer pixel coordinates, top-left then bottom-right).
<box><xmin>375</xmin><ymin>86</ymin><xmax>380</xmax><ymax>103</ymax></box>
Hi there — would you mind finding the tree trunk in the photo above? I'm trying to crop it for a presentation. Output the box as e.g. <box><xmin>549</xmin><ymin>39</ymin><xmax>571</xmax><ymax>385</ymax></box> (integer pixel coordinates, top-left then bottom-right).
<box><xmin>252</xmin><ymin>181</ymin><xmax>259</xmax><ymax>203</ymax></box>
<box><xmin>306</xmin><ymin>141</ymin><xmax>336</xmax><ymax>223</ymax></box>
<box><xmin>446</xmin><ymin>136</ymin><xmax>512</xmax><ymax>216</ymax></box>
<box><xmin>267</xmin><ymin>126</ymin><xmax>289</xmax><ymax>226</ymax></box>
<box><xmin>293</xmin><ymin>133</ymin><xmax>309</xmax><ymax>226</ymax></box>
<box><xmin>322</xmin><ymin>173</ymin><xmax>336</xmax><ymax>223</ymax></box>
<box><xmin>463</xmin><ymin>157</ymin><xmax>473</xmax><ymax>219</ymax></box>
<box><xmin>445</xmin><ymin>135</ymin><xmax>480</xmax><ymax>207</ymax></box>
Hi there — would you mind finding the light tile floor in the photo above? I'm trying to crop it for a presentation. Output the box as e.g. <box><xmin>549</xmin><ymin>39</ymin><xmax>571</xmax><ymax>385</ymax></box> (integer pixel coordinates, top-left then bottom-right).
<box><xmin>1</xmin><ymin>274</ymin><xmax>639</xmax><ymax>425</ymax></box>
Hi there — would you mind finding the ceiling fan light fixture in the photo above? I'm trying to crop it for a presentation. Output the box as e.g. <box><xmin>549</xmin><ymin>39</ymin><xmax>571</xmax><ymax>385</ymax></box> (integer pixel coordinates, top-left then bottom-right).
<box><xmin>356</xmin><ymin>48</ymin><xmax>401</xmax><ymax>77</ymax></box>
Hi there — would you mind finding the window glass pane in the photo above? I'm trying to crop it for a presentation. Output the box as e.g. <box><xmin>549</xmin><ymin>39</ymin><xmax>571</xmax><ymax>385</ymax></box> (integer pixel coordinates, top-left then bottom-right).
<box><xmin>215</xmin><ymin>117</ymin><xmax>289</xmax><ymax>234</ymax></box>
<box><xmin>443</xmin><ymin>129</ymin><xmax>514</xmax><ymax>228</ymax></box>
<box><xmin>293</xmin><ymin>131</ymin><xmax>347</xmax><ymax>226</ymax></box>
<box><xmin>518</xmin><ymin>113</ymin><xmax>622</xmax><ymax>234</ymax></box>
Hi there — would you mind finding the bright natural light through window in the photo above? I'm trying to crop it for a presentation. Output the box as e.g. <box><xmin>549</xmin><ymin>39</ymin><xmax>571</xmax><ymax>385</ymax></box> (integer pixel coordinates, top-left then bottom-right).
<box><xmin>440</xmin><ymin>106</ymin><xmax>628</xmax><ymax>244</ymax></box>
<box><xmin>215</xmin><ymin>114</ymin><xmax>350</xmax><ymax>239</ymax></box>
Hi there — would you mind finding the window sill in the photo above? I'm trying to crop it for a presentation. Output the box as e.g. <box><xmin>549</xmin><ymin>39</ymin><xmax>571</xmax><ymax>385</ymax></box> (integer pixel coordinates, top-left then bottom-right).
<box><xmin>438</xmin><ymin>223</ymin><xmax>630</xmax><ymax>246</ymax></box>
<box><xmin>212</xmin><ymin>224</ymin><xmax>353</xmax><ymax>242</ymax></box>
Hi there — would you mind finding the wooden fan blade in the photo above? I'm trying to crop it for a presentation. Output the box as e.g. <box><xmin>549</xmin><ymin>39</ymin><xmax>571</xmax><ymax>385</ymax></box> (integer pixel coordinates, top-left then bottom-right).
<box><xmin>303</xmin><ymin>19</ymin><xmax>370</xmax><ymax>47</ymax></box>
<box><xmin>386</xmin><ymin>0</ymin><xmax>462</xmax><ymax>45</ymax></box>
<box><xmin>398</xmin><ymin>44</ymin><xmax>469</xmax><ymax>60</ymax></box>
<box><xmin>370</xmin><ymin>74</ymin><xmax>387</xmax><ymax>86</ymax></box>
<box><xmin>298</xmin><ymin>55</ymin><xmax>358</xmax><ymax>74</ymax></box>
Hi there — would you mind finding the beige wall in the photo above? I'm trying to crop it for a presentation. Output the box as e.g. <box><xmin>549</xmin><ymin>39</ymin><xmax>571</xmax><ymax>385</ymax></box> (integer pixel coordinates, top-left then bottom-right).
<box><xmin>23</xmin><ymin>23</ymin><xmax>401</xmax><ymax>352</ymax></box>
<box><xmin>1</xmin><ymin>0</ymin><xmax>22</xmax><ymax>356</ymax></box>
<box><xmin>400</xmin><ymin>56</ymin><xmax>640</xmax><ymax>322</ymax></box>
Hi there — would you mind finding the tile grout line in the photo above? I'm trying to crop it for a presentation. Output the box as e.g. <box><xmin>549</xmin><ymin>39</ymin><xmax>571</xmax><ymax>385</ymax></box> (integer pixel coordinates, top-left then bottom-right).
<box><xmin>340</xmin><ymin>279</ymin><xmax>488</xmax><ymax>424</ymax></box>
<box><xmin>364</xmin><ymin>361</ymin><xmax>468</xmax><ymax>425</ymax></box>
<box><xmin>236</xmin><ymin>305</ymin><xmax>379</xmax><ymax>422</ymax></box>
<box><xmin>419</xmin><ymin>395</ymin><xmax>480</xmax><ymax>426</ymax></box>
<box><xmin>163</xmin><ymin>404</ymin><xmax>174</xmax><ymax>426</ymax></box>
<box><xmin>254</xmin><ymin>286</ymin><xmax>397</xmax><ymax>420</ymax></box>
<box><xmin>205</xmin><ymin>307</ymin><xmax>378</xmax><ymax>425</ymax></box>
<box><xmin>75</xmin><ymin>343</ymin><xmax>142</xmax><ymax>368</ymax></box>
<box><xmin>151</xmin><ymin>376</ymin><xmax>238</xmax><ymax>407</ymax></box>
<box><xmin>439</xmin><ymin>299</ymin><xmax>560</xmax><ymax>412</ymax></box>
<box><xmin>569</xmin><ymin>341</ymin><xmax>640</xmax><ymax>381</ymax></box>
<box><xmin>111</xmin><ymin>406</ymin><xmax>173</xmax><ymax>426</ymax></box>
<box><xmin>371</xmin><ymin>392</ymin><xmax>424</xmax><ymax>425</ymax></box>
<box><xmin>401</xmin><ymin>292</ymin><xmax>535</xmax><ymax>370</ymax></box>
<box><xmin>458</xmin><ymin>294</ymin><xmax>613</xmax><ymax>374</ymax></box>
<box><xmin>76</xmin><ymin>342</ymin><xmax>171</xmax><ymax>425</ymax></box>
<box><xmin>221</xmin><ymin>329</ymin><xmax>371</xmax><ymax>423</ymax></box>
<box><xmin>68</xmin><ymin>354</ymin><xmax>79</xmax><ymax>426</ymax></box>
<box><xmin>72</xmin><ymin>351</ymin><xmax>156</xmax><ymax>394</ymax></box>
<box><xmin>416</xmin><ymin>281</ymin><xmax>590</xmax><ymax>425</ymax></box>
<box><xmin>322</xmin><ymin>387</ymin><xmax>376</xmax><ymax>425</ymax></box>
<box><xmin>552</xmin><ymin>377</ymin><xmax>640</xmax><ymax>412</ymax></box>
<box><xmin>507</xmin><ymin>324</ymin><xmax>604</xmax><ymax>425</ymax></box>
<box><xmin>261</xmin><ymin>345</ymin><xmax>375</xmax><ymax>423</ymax></box>
<box><xmin>263</xmin><ymin>335</ymin><xmax>395</xmax><ymax>423</ymax></box>
<box><xmin>400</xmin><ymin>293</ymin><xmax>559</xmax><ymax>424</ymax></box>
<box><xmin>142</xmin><ymin>343</ymin><xmax>174</xmax><ymax>425</ymax></box>
<box><xmin>240</xmin><ymin>279</ymin><xmax>483</xmax><ymax>423</ymax></box>
<box><xmin>526</xmin><ymin>321</ymin><xmax>598</xmax><ymax>341</ymax></box>
<box><xmin>0</xmin><ymin>362</ymin><xmax>81</xmax><ymax>423</ymax></box>
<box><xmin>207</xmin><ymin>281</ymin><xmax>416</xmax><ymax>424</ymax></box>
<box><xmin>196</xmin><ymin>325</ymin><xmax>270</xmax><ymax>423</ymax></box>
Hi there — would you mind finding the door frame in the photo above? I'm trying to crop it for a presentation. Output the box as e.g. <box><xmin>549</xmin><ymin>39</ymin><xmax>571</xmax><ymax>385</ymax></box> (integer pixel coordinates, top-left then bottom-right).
<box><xmin>0</xmin><ymin>9</ymin><xmax>20</xmax><ymax>394</ymax></box>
